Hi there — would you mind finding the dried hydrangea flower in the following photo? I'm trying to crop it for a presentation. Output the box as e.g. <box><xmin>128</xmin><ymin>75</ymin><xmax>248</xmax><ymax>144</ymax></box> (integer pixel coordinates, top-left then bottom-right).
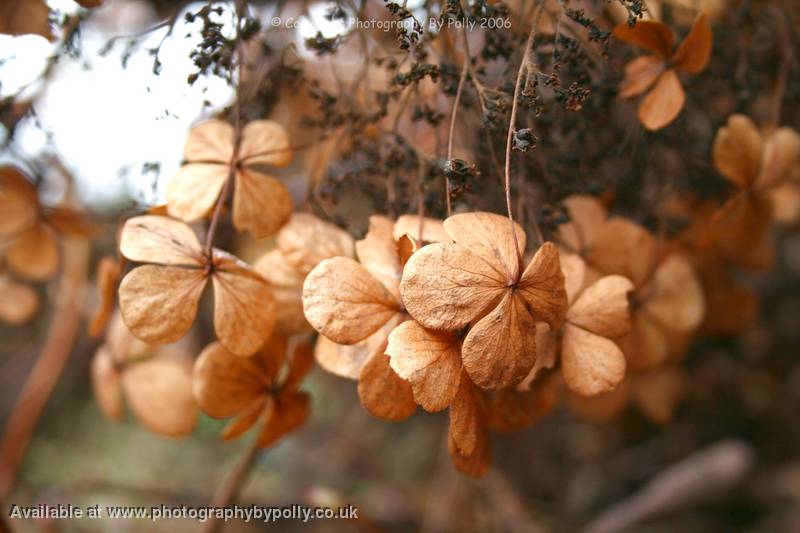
<box><xmin>614</xmin><ymin>14</ymin><xmax>712</xmax><ymax>130</ymax></box>
<box><xmin>193</xmin><ymin>335</ymin><xmax>312</xmax><ymax>448</ymax></box>
<box><xmin>91</xmin><ymin>313</ymin><xmax>198</xmax><ymax>437</ymax></box>
<box><xmin>400</xmin><ymin>212</ymin><xmax>567</xmax><ymax>390</ymax></box>
<box><xmin>255</xmin><ymin>213</ymin><xmax>355</xmax><ymax>336</ymax></box>
<box><xmin>117</xmin><ymin>215</ymin><xmax>276</xmax><ymax>356</ymax></box>
<box><xmin>0</xmin><ymin>166</ymin><xmax>91</xmax><ymax>281</ymax></box>
<box><xmin>710</xmin><ymin>115</ymin><xmax>800</xmax><ymax>269</ymax></box>
<box><xmin>556</xmin><ymin>196</ymin><xmax>705</xmax><ymax>371</ymax></box>
<box><xmin>302</xmin><ymin>215</ymin><xmax>427</xmax><ymax>421</ymax></box>
<box><xmin>521</xmin><ymin>253</ymin><xmax>634</xmax><ymax>397</ymax></box>
<box><xmin>166</xmin><ymin>120</ymin><xmax>293</xmax><ymax>238</ymax></box>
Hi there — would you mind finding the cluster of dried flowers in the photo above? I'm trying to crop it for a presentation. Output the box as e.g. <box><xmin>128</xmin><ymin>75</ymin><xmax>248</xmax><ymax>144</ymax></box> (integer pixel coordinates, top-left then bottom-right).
<box><xmin>2</xmin><ymin>1</ymin><xmax>799</xmax><ymax>485</ymax></box>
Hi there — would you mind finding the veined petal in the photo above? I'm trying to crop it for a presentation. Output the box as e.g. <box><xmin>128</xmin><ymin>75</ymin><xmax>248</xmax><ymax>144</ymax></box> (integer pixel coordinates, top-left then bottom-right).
<box><xmin>303</xmin><ymin>257</ymin><xmax>400</xmax><ymax>345</ymax></box>
<box><xmin>212</xmin><ymin>251</ymin><xmax>277</xmax><ymax>356</ymax></box>
<box><xmin>119</xmin><ymin>215</ymin><xmax>204</xmax><ymax>266</ymax></box>
<box><xmin>567</xmin><ymin>275</ymin><xmax>634</xmax><ymax>338</ymax></box>
<box><xmin>561</xmin><ymin>323</ymin><xmax>626</xmax><ymax>396</ymax></box>
<box><xmin>358</xmin><ymin>339</ymin><xmax>416</xmax><ymax>421</ymax></box>
<box><xmin>118</xmin><ymin>265</ymin><xmax>206</xmax><ymax>344</ymax></box>
<box><xmin>712</xmin><ymin>114</ymin><xmax>763</xmax><ymax>187</ymax></box>
<box><xmin>671</xmin><ymin>13</ymin><xmax>712</xmax><ymax>74</ymax></box>
<box><xmin>166</xmin><ymin>163</ymin><xmax>229</xmax><ymax>223</ymax></box>
<box><xmin>184</xmin><ymin>120</ymin><xmax>234</xmax><ymax>163</ymax></box>
<box><xmin>462</xmin><ymin>292</ymin><xmax>537</xmax><ymax>390</ymax></box>
<box><xmin>232</xmin><ymin>168</ymin><xmax>292</xmax><ymax>239</ymax></box>
<box><xmin>518</xmin><ymin>242</ymin><xmax>567</xmax><ymax>330</ymax></box>
<box><xmin>400</xmin><ymin>242</ymin><xmax>506</xmax><ymax>331</ymax></box>
<box><xmin>443</xmin><ymin>212</ymin><xmax>526</xmax><ymax>281</ymax></box>
<box><xmin>239</xmin><ymin>120</ymin><xmax>292</xmax><ymax>167</ymax></box>
<box><xmin>386</xmin><ymin>321</ymin><xmax>462</xmax><ymax>412</ymax></box>
<box><xmin>356</xmin><ymin>215</ymin><xmax>403</xmax><ymax>300</ymax></box>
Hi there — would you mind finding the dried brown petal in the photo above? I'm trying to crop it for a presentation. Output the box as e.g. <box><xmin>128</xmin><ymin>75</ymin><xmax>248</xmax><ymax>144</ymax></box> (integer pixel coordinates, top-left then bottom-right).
<box><xmin>562</xmin><ymin>323</ymin><xmax>626</xmax><ymax>396</ymax></box>
<box><xmin>118</xmin><ymin>265</ymin><xmax>207</xmax><ymax>344</ymax></box>
<box><xmin>303</xmin><ymin>257</ymin><xmax>400</xmax><ymax>344</ymax></box>
<box><xmin>448</xmin><ymin>371</ymin><xmax>484</xmax><ymax>456</ymax></box>
<box><xmin>193</xmin><ymin>341</ymin><xmax>269</xmax><ymax>418</ymax></box>
<box><xmin>212</xmin><ymin>252</ymin><xmax>276</xmax><ymax>356</ymax></box>
<box><xmin>232</xmin><ymin>168</ymin><xmax>292</xmax><ymax>238</ymax></box>
<box><xmin>518</xmin><ymin>242</ymin><xmax>567</xmax><ymax>330</ymax></box>
<box><xmin>392</xmin><ymin>214</ymin><xmax>449</xmax><ymax>244</ymax></box>
<box><xmin>712</xmin><ymin>114</ymin><xmax>763</xmax><ymax>187</ymax></box>
<box><xmin>122</xmin><ymin>353</ymin><xmax>198</xmax><ymax>437</ymax></box>
<box><xmin>638</xmin><ymin>68</ymin><xmax>685</xmax><ymax>131</ymax></box>
<box><xmin>462</xmin><ymin>292</ymin><xmax>537</xmax><ymax>390</ymax></box>
<box><xmin>518</xmin><ymin>324</ymin><xmax>558</xmax><ymax>390</ymax></box>
<box><xmin>277</xmin><ymin>213</ymin><xmax>355</xmax><ymax>275</ymax></box>
<box><xmin>560</xmin><ymin>252</ymin><xmax>587</xmax><ymax>304</ymax></box>
<box><xmin>283</xmin><ymin>341</ymin><xmax>314</xmax><ymax>391</ymax></box>
<box><xmin>588</xmin><ymin>218</ymin><xmax>656</xmax><ymax>287</ymax></box>
<box><xmin>90</xmin><ymin>347</ymin><xmax>123</xmax><ymax>421</ymax></box>
<box><xmin>620</xmin><ymin>55</ymin><xmax>665</xmax><ymax>98</ymax></box>
<box><xmin>618</xmin><ymin>312</ymin><xmax>670</xmax><ymax>371</ymax></box>
<box><xmin>568</xmin><ymin>275</ymin><xmax>634</xmax><ymax>338</ymax></box>
<box><xmin>358</xmin><ymin>341</ymin><xmax>416</xmax><ymax>421</ymax></box>
<box><xmin>642</xmin><ymin>254</ymin><xmax>704</xmax><ymax>333</ymax></box>
<box><xmin>448</xmin><ymin>424</ymin><xmax>490</xmax><ymax>478</ymax></box>
<box><xmin>613</xmin><ymin>20</ymin><xmax>674</xmax><ymax>58</ymax></box>
<box><xmin>166</xmin><ymin>164</ymin><xmax>229</xmax><ymax>223</ymax></box>
<box><xmin>6</xmin><ymin>224</ymin><xmax>59</xmax><ymax>281</ymax></box>
<box><xmin>386</xmin><ymin>321</ymin><xmax>461</xmax><ymax>412</ymax></box>
<box><xmin>443</xmin><ymin>212</ymin><xmax>526</xmax><ymax>281</ymax></box>
<box><xmin>0</xmin><ymin>276</ymin><xmax>39</xmax><ymax>324</ymax></box>
<box><xmin>756</xmin><ymin>127</ymin><xmax>800</xmax><ymax>190</ymax></box>
<box><xmin>89</xmin><ymin>256</ymin><xmax>120</xmax><ymax>338</ymax></box>
<box><xmin>239</xmin><ymin>120</ymin><xmax>293</xmax><ymax>167</ymax></box>
<box><xmin>671</xmin><ymin>13</ymin><xmax>712</xmax><ymax>74</ymax></box>
<box><xmin>184</xmin><ymin>120</ymin><xmax>233</xmax><ymax>163</ymax></box>
<box><xmin>0</xmin><ymin>166</ymin><xmax>38</xmax><ymax>239</ymax></box>
<box><xmin>557</xmin><ymin>195</ymin><xmax>607</xmax><ymax>253</ymax></box>
<box><xmin>119</xmin><ymin>215</ymin><xmax>204</xmax><ymax>266</ymax></box>
<box><xmin>314</xmin><ymin>318</ymin><xmax>400</xmax><ymax>379</ymax></box>
<box><xmin>255</xmin><ymin>249</ymin><xmax>308</xmax><ymax>336</ymax></box>
<box><xmin>222</xmin><ymin>397</ymin><xmax>268</xmax><ymax>441</ymax></box>
<box><xmin>400</xmin><ymin>242</ymin><xmax>505</xmax><ymax>331</ymax></box>
<box><xmin>491</xmin><ymin>372</ymin><xmax>561</xmax><ymax>431</ymax></box>
<box><xmin>356</xmin><ymin>215</ymin><xmax>403</xmax><ymax>300</ymax></box>
<box><xmin>257</xmin><ymin>391</ymin><xmax>310</xmax><ymax>448</ymax></box>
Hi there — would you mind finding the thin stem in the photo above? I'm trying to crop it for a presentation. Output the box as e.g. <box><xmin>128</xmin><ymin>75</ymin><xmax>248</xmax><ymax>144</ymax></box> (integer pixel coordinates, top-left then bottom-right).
<box><xmin>445</xmin><ymin>62</ymin><xmax>468</xmax><ymax>217</ymax></box>
<box><xmin>0</xmin><ymin>237</ymin><xmax>89</xmax><ymax>499</ymax></box>
<box><xmin>202</xmin><ymin>435</ymin><xmax>262</xmax><ymax>533</ymax></box>
<box><xmin>504</xmin><ymin>1</ymin><xmax>545</xmax><ymax>270</ymax></box>
<box><xmin>204</xmin><ymin>0</ymin><xmax>246</xmax><ymax>256</ymax></box>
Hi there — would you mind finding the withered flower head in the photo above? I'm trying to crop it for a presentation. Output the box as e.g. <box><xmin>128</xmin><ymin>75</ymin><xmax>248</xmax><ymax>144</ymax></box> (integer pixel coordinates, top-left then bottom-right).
<box><xmin>614</xmin><ymin>14</ymin><xmax>712</xmax><ymax>130</ymax></box>
<box><xmin>710</xmin><ymin>115</ymin><xmax>800</xmax><ymax>268</ymax></box>
<box><xmin>399</xmin><ymin>212</ymin><xmax>567</xmax><ymax>390</ymax></box>
<box><xmin>117</xmin><ymin>215</ymin><xmax>276</xmax><ymax>356</ymax></box>
<box><xmin>528</xmin><ymin>253</ymin><xmax>634</xmax><ymax>397</ymax></box>
<box><xmin>302</xmin><ymin>215</ymin><xmax>428</xmax><ymax>421</ymax></box>
<box><xmin>193</xmin><ymin>335</ymin><xmax>312</xmax><ymax>449</ymax></box>
<box><xmin>166</xmin><ymin>120</ymin><xmax>293</xmax><ymax>238</ymax></box>
<box><xmin>91</xmin><ymin>314</ymin><xmax>198</xmax><ymax>437</ymax></box>
<box><xmin>255</xmin><ymin>213</ymin><xmax>355</xmax><ymax>336</ymax></box>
